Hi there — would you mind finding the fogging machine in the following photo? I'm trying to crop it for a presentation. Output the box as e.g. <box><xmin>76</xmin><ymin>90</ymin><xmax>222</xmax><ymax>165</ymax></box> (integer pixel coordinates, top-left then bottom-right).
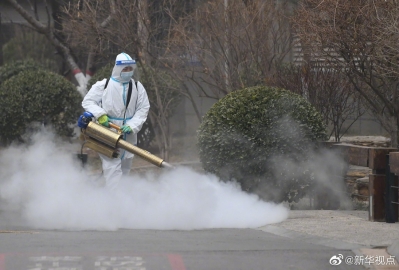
<box><xmin>77</xmin><ymin>112</ymin><xmax>173</xmax><ymax>169</ymax></box>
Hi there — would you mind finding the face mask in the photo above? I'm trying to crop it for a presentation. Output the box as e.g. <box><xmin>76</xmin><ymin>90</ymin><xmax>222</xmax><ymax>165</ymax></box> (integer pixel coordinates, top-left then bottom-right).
<box><xmin>120</xmin><ymin>71</ymin><xmax>134</xmax><ymax>81</ymax></box>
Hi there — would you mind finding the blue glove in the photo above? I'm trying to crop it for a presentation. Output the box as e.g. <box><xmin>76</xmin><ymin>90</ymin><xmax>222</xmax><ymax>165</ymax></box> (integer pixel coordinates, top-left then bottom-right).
<box><xmin>121</xmin><ymin>125</ymin><xmax>132</xmax><ymax>134</ymax></box>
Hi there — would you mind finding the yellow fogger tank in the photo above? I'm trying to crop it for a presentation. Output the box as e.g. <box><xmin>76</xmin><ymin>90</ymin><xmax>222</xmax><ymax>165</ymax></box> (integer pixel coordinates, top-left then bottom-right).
<box><xmin>78</xmin><ymin>112</ymin><xmax>173</xmax><ymax>169</ymax></box>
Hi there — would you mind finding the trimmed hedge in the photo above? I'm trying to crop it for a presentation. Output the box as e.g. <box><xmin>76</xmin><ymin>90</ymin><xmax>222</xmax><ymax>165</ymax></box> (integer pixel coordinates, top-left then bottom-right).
<box><xmin>0</xmin><ymin>70</ymin><xmax>82</xmax><ymax>145</ymax></box>
<box><xmin>197</xmin><ymin>86</ymin><xmax>328</xmax><ymax>203</ymax></box>
<box><xmin>0</xmin><ymin>60</ymin><xmax>44</xmax><ymax>86</ymax></box>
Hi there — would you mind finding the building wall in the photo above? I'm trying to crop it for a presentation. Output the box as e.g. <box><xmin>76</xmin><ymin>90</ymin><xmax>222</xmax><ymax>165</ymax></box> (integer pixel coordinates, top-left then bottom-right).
<box><xmin>340</xmin><ymin>111</ymin><xmax>387</xmax><ymax>137</ymax></box>
<box><xmin>0</xmin><ymin>0</ymin><xmax>51</xmax><ymax>24</ymax></box>
<box><xmin>169</xmin><ymin>80</ymin><xmax>218</xmax><ymax>137</ymax></box>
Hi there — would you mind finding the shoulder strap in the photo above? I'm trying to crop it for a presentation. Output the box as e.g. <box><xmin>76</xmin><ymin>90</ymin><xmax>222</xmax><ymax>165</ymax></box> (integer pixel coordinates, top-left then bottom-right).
<box><xmin>126</xmin><ymin>80</ymin><xmax>133</xmax><ymax>108</ymax></box>
<box><xmin>104</xmin><ymin>78</ymin><xmax>110</xmax><ymax>89</ymax></box>
<box><xmin>126</xmin><ymin>81</ymin><xmax>139</xmax><ymax>108</ymax></box>
<box><xmin>104</xmin><ymin>78</ymin><xmax>136</xmax><ymax>90</ymax></box>
<box><xmin>105</xmin><ymin>79</ymin><xmax>137</xmax><ymax>110</ymax></box>
<box><xmin>104</xmin><ymin>79</ymin><xmax>135</xmax><ymax>108</ymax></box>
<box><xmin>123</xmin><ymin>81</ymin><xmax>138</xmax><ymax>124</ymax></box>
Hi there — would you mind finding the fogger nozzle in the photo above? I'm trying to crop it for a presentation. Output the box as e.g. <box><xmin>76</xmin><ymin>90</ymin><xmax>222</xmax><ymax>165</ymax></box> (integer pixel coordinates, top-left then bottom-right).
<box><xmin>160</xmin><ymin>161</ymin><xmax>174</xmax><ymax>169</ymax></box>
<box><xmin>82</xmin><ymin>121</ymin><xmax>174</xmax><ymax>169</ymax></box>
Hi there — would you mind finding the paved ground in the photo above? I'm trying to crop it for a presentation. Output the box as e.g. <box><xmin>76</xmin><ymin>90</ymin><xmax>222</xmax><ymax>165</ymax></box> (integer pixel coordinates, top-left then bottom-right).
<box><xmin>1</xmin><ymin>208</ymin><xmax>398</xmax><ymax>269</ymax></box>
<box><xmin>259</xmin><ymin>210</ymin><xmax>399</xmax><ymax>269</ymax></box>
<box><xmin>129</xmin><ymin>162</ymin><xmax>399</xmax><ymax>269</ymax></box>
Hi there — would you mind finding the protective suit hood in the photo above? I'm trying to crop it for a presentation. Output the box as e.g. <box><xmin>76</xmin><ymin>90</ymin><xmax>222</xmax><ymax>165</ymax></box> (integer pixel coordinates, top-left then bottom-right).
<box><xmin>111</xmin><ymin>52</ymin><xmax>136</xmax><ymax>83</ymax></box>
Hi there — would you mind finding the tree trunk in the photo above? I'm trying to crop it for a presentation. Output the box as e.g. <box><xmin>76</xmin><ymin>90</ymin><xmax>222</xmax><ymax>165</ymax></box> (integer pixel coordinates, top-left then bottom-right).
<box><xmin>393</xmin><ymin>115</ymin><xmax>399</xmax><ymax>148</ymax></box>
<box><xmin>5</xmin><ymin>0</ymin><xmax>118</xmax><ymax>97</ymax></box>
<box><xmin>183</xmin><ymin>83</ymin><xmax>202</xmax><ymax>123</ymax></box>
<box><xmin>0</xmin><ymin>13</ymin><xmax>3</xmax><ymax>66</ymax></box>
<box><xmin>137</xmin><ymin>0</ymin><xmax>149</xmax><ymax>62</ymax></box>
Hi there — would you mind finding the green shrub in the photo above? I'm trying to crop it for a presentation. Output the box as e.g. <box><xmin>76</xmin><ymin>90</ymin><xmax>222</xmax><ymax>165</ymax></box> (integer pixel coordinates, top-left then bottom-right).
<box><xmin>197</xmin><ymin>86</ymin><xmax>328</xmax><ymax>203</ymax></box>
<box><xmin>0</xmin><ymin>59</ymin><xmax>44</xmax><ymax>86</ymax></box>
<box><xmin>0</xmin><ymin>70</ymin><xmax>82</xmax><ymax>145</ymax></box>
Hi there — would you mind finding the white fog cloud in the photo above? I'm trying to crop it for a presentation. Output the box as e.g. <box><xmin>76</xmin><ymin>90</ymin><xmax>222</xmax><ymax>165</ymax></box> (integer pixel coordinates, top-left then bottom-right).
<box><xmin>0</xmin><ymin>129</ymin><xmax>288</xmax><ymax>231</ymax></box>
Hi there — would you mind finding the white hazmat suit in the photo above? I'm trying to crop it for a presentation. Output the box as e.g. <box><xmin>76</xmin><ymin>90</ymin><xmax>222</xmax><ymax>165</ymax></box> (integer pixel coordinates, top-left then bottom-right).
<box><xmin>82</xmin><ymin>52</ymin><xmax>150</xmax><ymax>189</ymax></box>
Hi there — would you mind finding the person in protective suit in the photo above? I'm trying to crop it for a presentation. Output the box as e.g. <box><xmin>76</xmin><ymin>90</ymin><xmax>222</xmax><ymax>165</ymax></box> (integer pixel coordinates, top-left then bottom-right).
<box><xmin>82</xmin><ymin>52</ymin><xmax>150</xmax><ymax>189</ymax></box>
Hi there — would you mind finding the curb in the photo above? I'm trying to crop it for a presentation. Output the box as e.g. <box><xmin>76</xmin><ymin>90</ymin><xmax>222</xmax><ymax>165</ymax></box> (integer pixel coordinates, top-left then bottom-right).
<box><xmin>388</xmin><ymin>241</ymin><xmax>399</xmax><ymax>260</ymax></box>
<box><xmin>258</xmin><ymin>225</ymin><xmax>366</xmax><ymax>250</ymax></box>
<box><xmin>259</xmin><ymin>224</ymin><xmax>399</xmax><ymax>269</ymax></box>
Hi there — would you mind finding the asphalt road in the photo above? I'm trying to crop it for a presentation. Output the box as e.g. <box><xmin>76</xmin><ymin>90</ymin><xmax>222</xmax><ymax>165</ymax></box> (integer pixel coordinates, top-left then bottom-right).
<box><xmin>0</xmin><ymin>226</ymin><xmax>363</xmax><ymax>270</ymax></box>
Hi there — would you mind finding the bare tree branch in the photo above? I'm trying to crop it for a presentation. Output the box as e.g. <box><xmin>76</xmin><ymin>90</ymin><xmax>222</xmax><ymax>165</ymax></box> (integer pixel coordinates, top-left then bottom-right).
<box><xmin>293</xmin><ymin>0</ymin><xmax>399</xmax><ymax>146</ymax></box>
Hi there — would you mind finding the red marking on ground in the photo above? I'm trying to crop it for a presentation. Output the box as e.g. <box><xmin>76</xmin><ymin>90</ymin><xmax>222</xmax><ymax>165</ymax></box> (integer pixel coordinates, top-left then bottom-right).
<box><xmin>167</xmin><ymin>254</ymin><xmax>186</xmax><ymax>270</ymax></box>
<box><xmin>0</xmin><ymin>254</ymin><xmax>5</xmax><ymax>270</ymax></box>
